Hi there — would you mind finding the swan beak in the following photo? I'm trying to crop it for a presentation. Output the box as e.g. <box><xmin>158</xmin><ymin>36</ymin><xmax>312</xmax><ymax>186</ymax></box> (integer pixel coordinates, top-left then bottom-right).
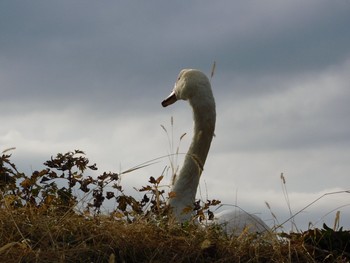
<box><xmin>161</xmin><ymin>91</ymin><xmax>177</xmax><ymax>107</ymax></box>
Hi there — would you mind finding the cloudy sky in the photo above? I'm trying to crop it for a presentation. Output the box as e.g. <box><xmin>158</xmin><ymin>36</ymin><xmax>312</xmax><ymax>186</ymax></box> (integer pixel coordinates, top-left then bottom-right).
<box><xmin>1</xmin><ymin>1</ymin><xmax>350</xmax><ymax>231</ymax></box>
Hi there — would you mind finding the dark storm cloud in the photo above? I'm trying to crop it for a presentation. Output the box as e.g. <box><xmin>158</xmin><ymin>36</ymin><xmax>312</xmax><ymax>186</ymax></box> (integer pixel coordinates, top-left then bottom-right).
<box><xmin>217</xmin><ymin>2</ymin><xmax>350</xmax><ymax>75</ymax></box>
<box><xmin>1</xmin><ymin>1</ymin><xmax>350</xmax><ymax>111</ymax></box>
<box><xmin>0</xmin><ymin>2</ymin><xmax>179</xmax><ymax>107</ymax></box>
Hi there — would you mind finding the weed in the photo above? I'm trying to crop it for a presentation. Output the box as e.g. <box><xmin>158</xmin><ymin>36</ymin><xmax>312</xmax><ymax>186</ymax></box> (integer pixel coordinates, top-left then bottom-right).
<box><xmin>1</xmin><ymin>148</ymin><xmax>350</xmax><ymax>262</ymax></box>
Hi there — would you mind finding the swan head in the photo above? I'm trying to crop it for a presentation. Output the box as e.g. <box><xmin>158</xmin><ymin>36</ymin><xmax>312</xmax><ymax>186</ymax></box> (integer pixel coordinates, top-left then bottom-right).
<box><xmin>162</xmin><ymin>69</ymin><xmax>213</xmax><ymax>107</ymax></box>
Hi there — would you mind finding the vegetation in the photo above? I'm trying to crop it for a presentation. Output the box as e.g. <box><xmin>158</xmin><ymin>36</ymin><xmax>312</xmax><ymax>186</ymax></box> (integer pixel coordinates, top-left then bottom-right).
<box><xmin>1</xmin><ymin>149</ymin><xmax>349</xmax><ymax>262</ymax></box>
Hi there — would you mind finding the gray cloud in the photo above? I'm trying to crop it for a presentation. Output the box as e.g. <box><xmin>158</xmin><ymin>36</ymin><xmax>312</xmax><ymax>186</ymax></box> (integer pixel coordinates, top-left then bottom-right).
<box><xmin>1</xmin><ymin>1</ymin><xmax>350</xmax><ymax>230</ymax></box>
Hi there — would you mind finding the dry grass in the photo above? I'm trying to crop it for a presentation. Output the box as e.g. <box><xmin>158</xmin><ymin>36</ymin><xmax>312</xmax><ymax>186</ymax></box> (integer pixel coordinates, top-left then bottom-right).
<box><xmin>1</xmin><ymin>148</ymin><xmax>349</xmax><ymax>262</ymax></box>
<box><xmin>0</xmin><ymin>206</ymin><xmax>349</xmax><ymax>263</ymax></box>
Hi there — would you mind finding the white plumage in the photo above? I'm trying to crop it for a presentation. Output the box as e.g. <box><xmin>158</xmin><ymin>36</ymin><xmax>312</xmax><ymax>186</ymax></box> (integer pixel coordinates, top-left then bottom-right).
<box><xmin>162</xmin><ymin>69</ymin><xmax>269</xmax><ymax>234</ymax></box>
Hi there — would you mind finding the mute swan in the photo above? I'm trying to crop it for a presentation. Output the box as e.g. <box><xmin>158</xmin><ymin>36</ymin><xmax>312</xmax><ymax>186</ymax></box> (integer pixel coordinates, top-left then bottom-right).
<box><xmin>162</xmin><ymin>69</ymin><xmax>269</xmax><ymax>234</ymax></box>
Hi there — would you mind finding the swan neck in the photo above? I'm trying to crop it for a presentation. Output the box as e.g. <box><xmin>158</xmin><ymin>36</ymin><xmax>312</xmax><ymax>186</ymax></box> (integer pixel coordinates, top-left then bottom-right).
<box><xmin>169</xmin><ymin>96</ymin><xmax>216</xmax><ymax>221</ymax></box>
